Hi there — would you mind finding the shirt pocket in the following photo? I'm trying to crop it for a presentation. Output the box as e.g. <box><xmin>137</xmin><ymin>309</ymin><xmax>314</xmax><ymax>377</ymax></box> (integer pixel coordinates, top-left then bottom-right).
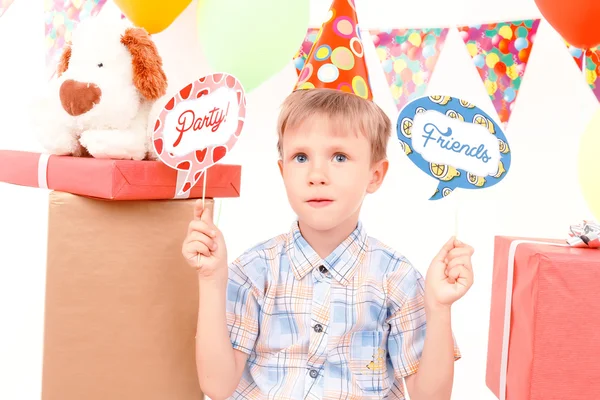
<box><xmin>347</xmin><ymin>330</ymin><xmax>390</xmax><ymax>395</ymax></box>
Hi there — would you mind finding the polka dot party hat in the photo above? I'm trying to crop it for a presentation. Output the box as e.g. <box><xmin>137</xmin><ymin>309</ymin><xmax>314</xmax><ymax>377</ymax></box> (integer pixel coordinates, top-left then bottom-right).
<box><xmin>294</xmin><ymin>0</ymin><xmax>372</xmax><ymax>100</ymax></box>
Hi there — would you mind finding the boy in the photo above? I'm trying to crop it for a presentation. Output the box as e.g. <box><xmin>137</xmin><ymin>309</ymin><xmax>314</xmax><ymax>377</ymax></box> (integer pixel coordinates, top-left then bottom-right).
<box><xmin>182</xmin><ymin>1</ymin><xmax>473</xmax><ymax>399</ymax></box>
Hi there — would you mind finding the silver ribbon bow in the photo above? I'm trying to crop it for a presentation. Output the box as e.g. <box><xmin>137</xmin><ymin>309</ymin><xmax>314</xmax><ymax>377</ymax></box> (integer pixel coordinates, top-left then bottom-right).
<box><xmin>567</xmin><ymin>221</ymin><xmax>600</xmax><ymax>248</ymax></box>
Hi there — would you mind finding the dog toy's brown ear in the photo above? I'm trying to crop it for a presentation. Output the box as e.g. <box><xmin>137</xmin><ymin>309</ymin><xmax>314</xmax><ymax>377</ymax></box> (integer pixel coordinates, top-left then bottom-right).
<box><xmin>57</xmin><ymin>44</ymin><xmax>72</xmax><ymax>77</ymax></box>
<box><xmin>121</xmin><ymin>27</ymin><xmax>168</xmax><ymax>101</ymax></box>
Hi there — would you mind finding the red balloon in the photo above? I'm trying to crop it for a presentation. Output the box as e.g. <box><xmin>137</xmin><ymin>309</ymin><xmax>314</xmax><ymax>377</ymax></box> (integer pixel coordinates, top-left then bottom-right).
<box><xmin>534</xmin><ymin>0</ymin><xmax>600</xmax><ymax>48</ymax></box>
<box><xmin>494</xmin><ymin>62</ymin><xmax>507</xmax><ymax>75</ymax></box>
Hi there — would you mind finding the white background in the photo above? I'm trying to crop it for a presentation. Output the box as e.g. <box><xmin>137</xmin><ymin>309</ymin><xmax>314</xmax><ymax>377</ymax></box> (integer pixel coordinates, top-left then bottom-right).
<box><xmin>0</xmin><ymin>0</ymin><xmax>597</xmax><ymax>399</ymax></box>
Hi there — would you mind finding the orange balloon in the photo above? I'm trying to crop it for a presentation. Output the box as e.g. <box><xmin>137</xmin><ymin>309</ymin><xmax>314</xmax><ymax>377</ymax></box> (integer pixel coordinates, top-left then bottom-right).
<box><xmin>534</xmin><ymin>0</ymin><xmax>600</xmax><ymax>48</ymax></box>
<box><xmin>518</xmin><ymin>49</ymin><xmax>530</xmax><ymax>63</ymax></box>
<box><xmin>113</xmin><ymin>0</ymin><xmax>192</xmax><ymax>34</ymax></box>
<box><xmin>498</xmin><ymin>109</ymin><xmax>510</xmax><ymax>123</ymax></box>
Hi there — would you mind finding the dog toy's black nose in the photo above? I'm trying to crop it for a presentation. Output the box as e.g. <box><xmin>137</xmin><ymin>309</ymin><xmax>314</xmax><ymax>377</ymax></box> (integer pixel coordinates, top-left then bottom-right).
<box><xmin>59</xmin><ymin>79</ymin><xmax>102</xmax><ymax>116</ymax></box>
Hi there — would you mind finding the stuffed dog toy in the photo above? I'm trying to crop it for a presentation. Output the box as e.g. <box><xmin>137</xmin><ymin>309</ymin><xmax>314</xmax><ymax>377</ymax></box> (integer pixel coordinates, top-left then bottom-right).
<box><xmin>34</xmin><ymin>16</ymin><xmax>168</xmax><ymax>160</ymax></box>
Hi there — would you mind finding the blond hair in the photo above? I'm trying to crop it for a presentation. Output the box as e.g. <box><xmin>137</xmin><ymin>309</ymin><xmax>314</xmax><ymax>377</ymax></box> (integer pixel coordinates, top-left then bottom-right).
<box><xmin>276</xmin><ymin>88</ymin><xmax>391</xmax><ymax>163</ymax></box>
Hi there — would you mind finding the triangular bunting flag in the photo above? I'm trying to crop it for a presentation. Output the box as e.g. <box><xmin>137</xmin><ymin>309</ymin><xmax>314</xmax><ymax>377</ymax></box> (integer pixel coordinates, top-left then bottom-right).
<box><xmin>566</xmin><ymin>43</ymin><xmax>600</xmax><ymax>102</ymax></box>
<box><xmin>371</xmin><ymin>28</ymin><xmax>449</xmax><ymax>111</ymax></box>
<box><xmin>566</xmin><ymin>41</ymin><xmax>585</xmax><ymax>70</ymax></box>
<box><xmin>293</xmin><ymin>28</ymin><xmax>321</xmax><ymax>76</ymax></box>
<box><xmin>581</xmin><ymin>49</ymin><xmax>600</xmax><ymax>101</ymax></box>
<box><xmin>0</xmin><ymin>0</ymin><xmax>14</xmax><ymax>18</ymax></box>
<box><xmin>45</xmin><ymin>0</ymin><xmax>108</xmax><ymax>80</ymax></box>
<box><xmin>458</xmin><ymin>19</ymin><xmax>540</xmax><ymax>129</ymax></box>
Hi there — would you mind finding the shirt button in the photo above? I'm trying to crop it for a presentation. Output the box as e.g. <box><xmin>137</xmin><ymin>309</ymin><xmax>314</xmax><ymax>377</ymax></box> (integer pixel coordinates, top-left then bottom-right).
<box><xmin>309</xmin><ymin>369</ymin><xmax>318</xmax><ymax>379</ymax></box>
<box><xmin>318</xmin><ymin>265</ymin><xmax>328</xmax><ymax>274</ymax></box>
<box><xmin>314</xmin><ymin>324</ymin><xmax>323</xmax><ymax>333</ymax></box>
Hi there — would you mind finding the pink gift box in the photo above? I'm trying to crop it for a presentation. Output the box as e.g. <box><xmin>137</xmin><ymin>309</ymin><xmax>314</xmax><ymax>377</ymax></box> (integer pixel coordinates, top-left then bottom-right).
<box><xmin>487</xmin><ymin>236</ymin><xmax>600</xmax><ymax>400</ymax></box>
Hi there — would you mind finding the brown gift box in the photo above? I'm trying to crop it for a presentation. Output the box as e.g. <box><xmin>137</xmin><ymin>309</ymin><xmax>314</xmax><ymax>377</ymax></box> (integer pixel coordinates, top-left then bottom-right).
<box><xmin>42</xmin><ymin>191</ymin><xmax>205</xmax><ymax>400</ymax></box>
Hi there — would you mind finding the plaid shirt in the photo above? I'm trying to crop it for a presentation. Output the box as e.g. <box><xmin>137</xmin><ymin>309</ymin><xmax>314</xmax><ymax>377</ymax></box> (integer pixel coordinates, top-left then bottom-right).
<box><xmin>225</xmin><ymin>221</ymin><xmax>460</xmax><ymax>399</ymax></box>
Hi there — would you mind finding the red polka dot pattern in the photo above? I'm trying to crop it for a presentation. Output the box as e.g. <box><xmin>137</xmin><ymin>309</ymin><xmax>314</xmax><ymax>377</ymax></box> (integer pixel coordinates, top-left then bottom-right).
<box><xmin>151</xmin><ymin>73</ymin><xmax>247</xmax><ymax>196</ymax></box>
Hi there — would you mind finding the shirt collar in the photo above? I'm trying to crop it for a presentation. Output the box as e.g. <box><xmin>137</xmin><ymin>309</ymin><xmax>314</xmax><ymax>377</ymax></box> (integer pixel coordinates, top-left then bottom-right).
<box><xmin>286</xmin><ymin>220</ymin><xmax>368</xmax><ymax>286</ymax></box>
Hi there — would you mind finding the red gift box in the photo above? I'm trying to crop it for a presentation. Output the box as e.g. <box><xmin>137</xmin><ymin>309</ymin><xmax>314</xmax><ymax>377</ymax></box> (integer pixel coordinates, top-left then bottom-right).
<box><xmin>0</xmin><ymin>150</ymin><xmax>241</xmax><ymax>200</ymax></box>
<box><xmin>487</xmin><ymin>236</ymin><xmax>600</xmax><ymax>400</ymax></box>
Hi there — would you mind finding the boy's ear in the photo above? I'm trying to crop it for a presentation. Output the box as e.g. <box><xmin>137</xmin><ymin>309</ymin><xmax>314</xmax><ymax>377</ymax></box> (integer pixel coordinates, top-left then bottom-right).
<box><xmin>366</xmin><ymin>159</ymin><xmax>389</xmax><ymax>194</ymax></box>
<box><xmin>278</xmin><ymin>159</ymin><xmax>284</xmax><ymax>177</ymax></box>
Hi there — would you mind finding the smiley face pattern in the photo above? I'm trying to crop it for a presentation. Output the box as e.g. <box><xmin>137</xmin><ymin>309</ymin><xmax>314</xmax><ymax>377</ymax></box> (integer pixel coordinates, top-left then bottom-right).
<box><xmin>294</xmin><ymin>0</ymin><xmax>372</xmax><ymax>100</ymax></box>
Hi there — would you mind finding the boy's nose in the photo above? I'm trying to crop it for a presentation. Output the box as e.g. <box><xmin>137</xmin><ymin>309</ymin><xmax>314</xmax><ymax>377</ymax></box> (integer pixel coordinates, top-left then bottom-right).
<box><xmin>309</xmin><ymin>178</ymin><xmax>327</xmax><ymax>185</ymax></box>
<box><xmin>308</xmin><ymin>168</ymin><xmax>328</xmax><ymax>185</ymax></box>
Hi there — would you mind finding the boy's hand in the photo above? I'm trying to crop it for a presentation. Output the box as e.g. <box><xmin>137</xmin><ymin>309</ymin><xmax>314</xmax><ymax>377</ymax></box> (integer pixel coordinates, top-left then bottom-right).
<box><xmin>424</xmin><ymin>237</ymin><xmax>474</xmax><ymax>311</ymax></box>
<box><xmin>182</xmin><ymin>200</ymin><xmax>228</xmax><ymax>281</ymax></box>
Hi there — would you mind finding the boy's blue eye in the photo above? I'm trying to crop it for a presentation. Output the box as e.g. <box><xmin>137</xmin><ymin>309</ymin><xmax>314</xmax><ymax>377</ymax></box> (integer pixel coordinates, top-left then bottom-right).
<box><xmin>294</xmin><ymin>154</ymin><xmax>308</xmax><ymax>163</ymax></box>
<box><xmin>334</xmin><ymin>154</ymin><xmax>347</xmax><ymax>162</ymax></box>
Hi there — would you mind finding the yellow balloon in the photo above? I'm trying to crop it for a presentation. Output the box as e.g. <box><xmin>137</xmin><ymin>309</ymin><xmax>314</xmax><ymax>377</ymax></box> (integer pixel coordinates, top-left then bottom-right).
<box><xmin>113</xmin><ymin>0</ymin><xmax>192</xmax><ymax>34</ymax></box>
<box><xmin>578</xmin><ymin>108</ymin><xmax>600</xmax><ymax>220</ymax></box>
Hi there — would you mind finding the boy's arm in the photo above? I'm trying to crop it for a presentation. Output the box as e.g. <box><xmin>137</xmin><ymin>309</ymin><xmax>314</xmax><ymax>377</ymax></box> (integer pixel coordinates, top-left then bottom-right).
<box><xmin>386</xmin><ymin>264</ymin><xmax>460</xmax><ymax>400</ymax></box>
<box><xmin>403</xmin><ymin>304</ymin><xmax>456</xmax><ymax>400</ymax></box>
<box><xmin>184</xmin><ymin>201</ymin><xmax>262</xmax><ymax>399</ymax></box>
<box><xmin>195</xmin><ymin>279</ymin><xmax>249</xmax><ymax>400</ymax></box>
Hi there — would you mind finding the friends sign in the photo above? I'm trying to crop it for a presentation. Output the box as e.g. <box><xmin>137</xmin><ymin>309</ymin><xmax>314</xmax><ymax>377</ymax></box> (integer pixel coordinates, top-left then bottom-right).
<box><xmin>397</xmin><ymin>95</ymin><xmax>511</xmax><ymax>200</ymax></box>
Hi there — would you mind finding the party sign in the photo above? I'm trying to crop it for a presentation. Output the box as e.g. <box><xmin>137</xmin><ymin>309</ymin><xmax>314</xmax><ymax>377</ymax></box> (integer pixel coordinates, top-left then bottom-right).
<box><xmin>153</xmin><ymin>73</ymin><xmax>246</xmax><ymax>196</ymax></box>
<box><xmin>397</xmin><ymin>95</ymin><xmax>511</xmax><ymax>200</ymax></box>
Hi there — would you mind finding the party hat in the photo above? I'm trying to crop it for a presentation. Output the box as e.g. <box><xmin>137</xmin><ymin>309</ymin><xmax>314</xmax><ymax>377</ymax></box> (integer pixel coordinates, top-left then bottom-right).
<box><xmin>294</xmin><ymin>0</ymin><xmax>372</xmax><ymax>100</ymax></box>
